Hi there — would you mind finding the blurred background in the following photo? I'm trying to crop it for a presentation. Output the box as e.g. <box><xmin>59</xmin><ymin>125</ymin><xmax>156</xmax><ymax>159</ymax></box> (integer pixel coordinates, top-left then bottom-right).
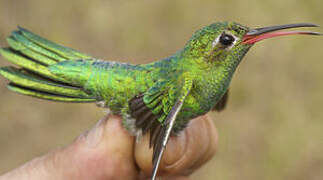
<box><xmin>0</xmin><ymin>0</ymin><xmax>322</xmax><ymax>179</ymax></box>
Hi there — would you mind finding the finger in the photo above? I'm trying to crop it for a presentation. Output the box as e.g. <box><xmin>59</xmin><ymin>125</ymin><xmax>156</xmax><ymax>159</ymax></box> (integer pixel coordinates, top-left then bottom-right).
<box><xmin>135</xmin><ymin>114</ymin><xmax>218</xmax><ymax>177</ymax></box>
<box><xmin>71</xmin><ymin>114</ymin><xmax>138</xmax><ymax>180</ymax></box>
<box><xmin>0</xmin><ymin>114</ymin><xmax>139</xmax><ymax>180</ymax></box>
<box><xmin>44</xmin><ymin>114</ymin><xmax>139</xmax><ymax>180</ymax></box>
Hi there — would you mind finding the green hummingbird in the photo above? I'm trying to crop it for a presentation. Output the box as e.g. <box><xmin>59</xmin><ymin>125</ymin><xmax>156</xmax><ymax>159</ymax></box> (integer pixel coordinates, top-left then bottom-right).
<box><xmin>0</xmin><ymin>22</ymin><xmax>320</xmax><ymax>179</ymax></box>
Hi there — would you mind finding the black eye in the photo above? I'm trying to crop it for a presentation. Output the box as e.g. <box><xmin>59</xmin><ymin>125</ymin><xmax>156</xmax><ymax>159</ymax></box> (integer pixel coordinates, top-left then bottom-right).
<box><xmin>219</xmin><ymin>33</ymin><xmax>235</xmax><ymax>46</ymax></box>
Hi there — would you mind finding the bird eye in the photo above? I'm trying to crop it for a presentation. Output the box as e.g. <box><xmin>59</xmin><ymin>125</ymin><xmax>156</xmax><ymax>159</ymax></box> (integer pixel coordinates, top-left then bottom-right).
<box><xmin>219</xmin><ymin>33</ymin><xmax>235</xmax><ymax>46</ymax></box>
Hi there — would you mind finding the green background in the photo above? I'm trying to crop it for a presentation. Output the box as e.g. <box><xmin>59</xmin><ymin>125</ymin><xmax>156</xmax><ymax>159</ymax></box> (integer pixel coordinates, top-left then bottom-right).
<box><xmin>0</xmin><ymin>0</ymin><xmax>322</xmax><ymax>179</ymax></box>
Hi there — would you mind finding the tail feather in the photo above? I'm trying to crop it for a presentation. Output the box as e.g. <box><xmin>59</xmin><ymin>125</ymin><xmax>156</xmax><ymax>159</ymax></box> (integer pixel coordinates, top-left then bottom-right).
<box><xmin>0</xmin><ymin>48</ymin><xmax>67</xmax><ymax>82</ymax></box>
<box><xmin>0</xmin><ymin>66</ymin><xmax>93</xmax><ymax>98</ymax></box>
<box><xmin>8</xmin><ymin>83</ymin><xmax>95</xmax><ymax>102</ymax></box>
<box><xmin>10</xmin><ymin>31</ymin><xmax>66</xmax><ymax>62</ymax></box>
<box><xmin>7</xmin><ymin>36</ymin><xmax>57</xmax><ymax>65</ymax></box>
<box><xmin>0</xmin><ymin>27</ymin><xmax>96</xmax><ymax>102</ymax></box>
<box><xmin>17</xmin><ymin>27</ymin><xmax>91</xmax><ymax>60</ymax></box>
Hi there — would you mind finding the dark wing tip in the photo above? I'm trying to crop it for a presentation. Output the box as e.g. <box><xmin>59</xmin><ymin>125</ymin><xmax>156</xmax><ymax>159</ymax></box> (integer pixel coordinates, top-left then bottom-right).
<box><xmin>128</xmin><ymin>93</ymin><xmax>162</xmax><ymax>136</ymax></box>
<box><xmin>150</xmin><ymin>100</ymin><xmax>184</xmax><ymax>180</ymax></box>
<box><xmin>128</xmin><ymin>94</ymin><xmax>166</xmax><ymax>180</ymax></box>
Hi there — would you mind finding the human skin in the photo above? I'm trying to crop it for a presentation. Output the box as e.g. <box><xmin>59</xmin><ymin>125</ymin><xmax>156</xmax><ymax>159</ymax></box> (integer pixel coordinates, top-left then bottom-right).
<box><xmin>0</xmin><ymin>114</ymin><xmax>217</xmax><ymax>180</ymax></box>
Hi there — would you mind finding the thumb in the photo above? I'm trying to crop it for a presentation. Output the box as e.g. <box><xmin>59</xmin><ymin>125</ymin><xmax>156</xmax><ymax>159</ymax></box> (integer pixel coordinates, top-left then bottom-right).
<box><xmin>135</xmin><ymin>114</ymin><xmax>218</xmax><ymax>177</ymax></box>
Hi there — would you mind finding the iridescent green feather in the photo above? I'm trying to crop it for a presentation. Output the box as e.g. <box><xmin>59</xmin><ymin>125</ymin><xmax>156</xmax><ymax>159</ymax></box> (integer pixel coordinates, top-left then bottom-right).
<box><xmin>0</xmin><ymin>66</ymin><xmax>93</xmax><ymax>98</ymax></box>
<box><xmin>0</xmin><ymin>27</ymin><xmax>96</xmax><ymax>102</ymax></box>
<box><xmin>18</xmin><ymin>26</ymin><xmax>91</xmax><ymax>60</ymax></box>
<box><xmin>7</xmin><ymin>84</ymin><xmax>95</xmax><ymax>102</ymax></box>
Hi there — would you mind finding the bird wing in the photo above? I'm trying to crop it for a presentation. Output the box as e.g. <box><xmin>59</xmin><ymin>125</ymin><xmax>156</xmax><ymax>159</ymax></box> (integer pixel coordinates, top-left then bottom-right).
<box><xmin>128</xmin><ymin>73</ymin><xmax>193</xmax><ymax>179</ymax></box>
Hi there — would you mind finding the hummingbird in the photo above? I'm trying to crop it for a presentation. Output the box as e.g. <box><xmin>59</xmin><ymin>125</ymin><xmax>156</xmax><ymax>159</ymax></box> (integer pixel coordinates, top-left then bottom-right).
<box><xmin>0</xmin><ymin>22</ymin><xmax>320</xmax><ymax>179</ymax></box>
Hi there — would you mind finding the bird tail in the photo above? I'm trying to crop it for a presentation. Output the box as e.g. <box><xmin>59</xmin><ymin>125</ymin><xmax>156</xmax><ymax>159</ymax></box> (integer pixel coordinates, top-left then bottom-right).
<box><xmin>0</xmin><ymin>27</ymin><xmax>96</xmax><ymax>102</ymax></box>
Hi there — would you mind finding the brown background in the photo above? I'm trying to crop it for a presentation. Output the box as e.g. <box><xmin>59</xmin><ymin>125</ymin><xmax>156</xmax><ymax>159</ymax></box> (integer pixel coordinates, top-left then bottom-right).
<box><xmin>0</xmin><ymin>0</ymin><xmax>322</xmax><ymax>179</ymax></box>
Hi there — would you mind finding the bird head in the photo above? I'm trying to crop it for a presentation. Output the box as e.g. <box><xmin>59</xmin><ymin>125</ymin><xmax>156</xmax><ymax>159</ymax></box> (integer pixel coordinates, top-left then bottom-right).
<box><xmin>183</xmin><ymin>22</ymin><xmax>321</xmax><ymax>67</ymax></box>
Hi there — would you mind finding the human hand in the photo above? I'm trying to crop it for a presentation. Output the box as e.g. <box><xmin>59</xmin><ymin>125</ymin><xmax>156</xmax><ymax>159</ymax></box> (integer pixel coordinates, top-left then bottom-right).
<box><xmin>0</xmin><ymin>114</ymin><xmax>218</xmax><ymax>180</ymax></box>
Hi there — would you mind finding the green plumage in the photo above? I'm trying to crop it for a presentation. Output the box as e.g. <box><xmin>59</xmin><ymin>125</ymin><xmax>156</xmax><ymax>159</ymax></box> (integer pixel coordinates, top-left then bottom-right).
<box><xmin>0</xmin><ymin>23</ymin><xmax>249</xmax><ymax>127</ymax></box>
<box><xmin>0</xmin><ymin>22</ymin><xmax>248</xmax><ymax>160</ymax></box>
<box><xmin>1</xmin><ymin>22</ymin><xmax>319</xmax><ymax>179</ymax></box>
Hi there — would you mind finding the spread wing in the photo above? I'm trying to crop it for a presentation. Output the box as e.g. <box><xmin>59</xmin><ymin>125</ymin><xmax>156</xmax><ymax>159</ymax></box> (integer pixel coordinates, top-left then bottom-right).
<box><xmin>128</xmin><ymin>74</ymin><xmax>193</xmax><ymax>179</ymax></box>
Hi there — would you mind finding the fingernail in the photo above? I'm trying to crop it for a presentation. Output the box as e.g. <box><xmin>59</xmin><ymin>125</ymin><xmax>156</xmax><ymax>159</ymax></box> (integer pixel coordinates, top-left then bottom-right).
<box><xmin>84</xmin><ymin>117</ymin><xmax>107</xmax><ymax>148</ymax></box>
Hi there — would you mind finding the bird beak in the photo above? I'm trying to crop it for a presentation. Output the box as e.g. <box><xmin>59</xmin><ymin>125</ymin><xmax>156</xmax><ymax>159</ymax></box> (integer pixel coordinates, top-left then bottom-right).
<box><xmin>242</xmin><ymin>23</ymin><xmax>321</xmax><ymax>44</ymax></box>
